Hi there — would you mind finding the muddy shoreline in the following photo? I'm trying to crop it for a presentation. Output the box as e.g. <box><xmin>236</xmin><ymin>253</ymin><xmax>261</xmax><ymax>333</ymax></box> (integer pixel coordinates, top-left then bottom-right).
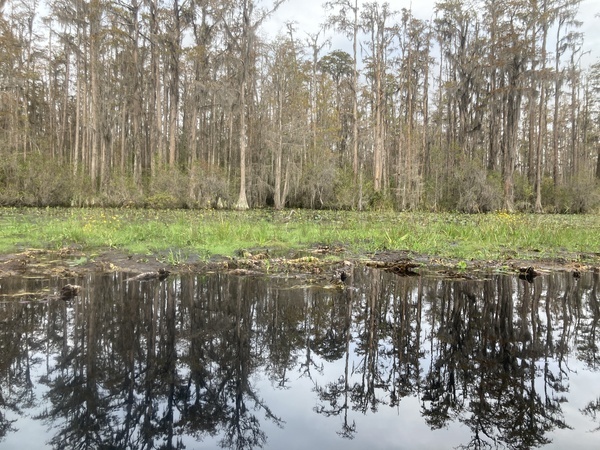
<box><xmin>0</xmin><ymin>246</ymin><xmax>595</xmax><ymax>282</ymax></box>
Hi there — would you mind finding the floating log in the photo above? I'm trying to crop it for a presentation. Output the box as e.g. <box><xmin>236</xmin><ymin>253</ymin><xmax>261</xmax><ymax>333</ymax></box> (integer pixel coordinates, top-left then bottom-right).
<box><xmin>386</xmin><ymin>262</ymin><xmax>420</xmax><ymax>276</ymax></box>
<box><xmin>127</xmin><ymin>268</ymin><xmax>171</xmax><ymax>282</ymax></box>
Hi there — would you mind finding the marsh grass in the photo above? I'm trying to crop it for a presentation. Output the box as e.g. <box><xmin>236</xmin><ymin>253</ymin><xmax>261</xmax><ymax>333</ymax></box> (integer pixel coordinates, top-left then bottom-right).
<box><xmin>0</xmin><ymin>207</ymin><xmax>598</xmax><ymax>263</ymax></box>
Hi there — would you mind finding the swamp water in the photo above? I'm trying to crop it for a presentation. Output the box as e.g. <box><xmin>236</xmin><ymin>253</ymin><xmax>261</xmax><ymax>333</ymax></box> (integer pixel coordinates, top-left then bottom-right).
<box><xmin>0</xmin><ymin>268</ymin><xmax>600</xmax><ymax>449</ymax></box>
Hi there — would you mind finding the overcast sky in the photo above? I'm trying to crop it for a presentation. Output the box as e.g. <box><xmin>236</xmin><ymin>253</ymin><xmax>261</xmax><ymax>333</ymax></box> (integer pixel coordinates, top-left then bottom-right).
<box><xmin>267</xmin><ymin>0</ymin><xmax>600</xmax><ymax>68</ymax></box>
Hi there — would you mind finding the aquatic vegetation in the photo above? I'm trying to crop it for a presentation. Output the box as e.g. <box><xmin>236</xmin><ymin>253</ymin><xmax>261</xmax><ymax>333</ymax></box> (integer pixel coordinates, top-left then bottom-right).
<box><xmin>0</xmin><ymin>207</ymin><xmax>598</xmax><ymax>264</ymax></box>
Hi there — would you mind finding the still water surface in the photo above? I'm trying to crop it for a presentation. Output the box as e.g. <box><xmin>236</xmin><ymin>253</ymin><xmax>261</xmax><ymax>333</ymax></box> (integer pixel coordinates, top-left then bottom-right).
<box><xmin>1</xmin><ymin>268</ymin><xmax>600</xmax><ymax>449</ymax></box>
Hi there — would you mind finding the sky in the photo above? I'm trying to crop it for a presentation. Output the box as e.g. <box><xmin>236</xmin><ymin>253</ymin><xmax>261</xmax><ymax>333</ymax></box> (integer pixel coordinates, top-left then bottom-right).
<box><xmin>267</xmin><ymin>0</ymin><xmax>600</xmax><ymax>69</ymax></box>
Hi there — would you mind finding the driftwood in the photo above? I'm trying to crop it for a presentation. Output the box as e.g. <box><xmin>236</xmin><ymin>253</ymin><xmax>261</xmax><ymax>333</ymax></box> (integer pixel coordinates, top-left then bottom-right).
<box><xmin>385</xmin><ymin>262</ymin><xmax>420</xmax><ymax>276</ymax></box>
<box><xmin>126</xmin><ymin>268</ymin><xmax>170</xmax><ymax>282</ymax></box>
<box><xmin>366</xmin><ymin>260</ymin><xmax>420</xmax><ymax>276</ymax></box>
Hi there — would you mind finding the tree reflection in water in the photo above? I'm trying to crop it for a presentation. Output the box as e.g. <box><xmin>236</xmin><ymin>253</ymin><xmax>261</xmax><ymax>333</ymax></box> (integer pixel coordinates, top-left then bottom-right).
<box><xmin>0</xmin><ymin>269</ymin><xmax>599</xmax><ymax>449</ymax></box>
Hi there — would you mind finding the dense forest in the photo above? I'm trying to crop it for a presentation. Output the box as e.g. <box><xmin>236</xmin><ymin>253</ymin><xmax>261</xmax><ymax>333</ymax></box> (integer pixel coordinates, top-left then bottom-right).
<box><xmin>0</xmin><ymin>0</ymin><xmax>599</xmax><ymax>212</ymax></box>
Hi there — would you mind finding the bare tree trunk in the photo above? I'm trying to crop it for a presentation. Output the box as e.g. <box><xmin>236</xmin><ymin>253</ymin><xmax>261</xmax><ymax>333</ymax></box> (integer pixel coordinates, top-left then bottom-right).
<box><xmin>235</xmin><ymin>79</ymin><xmax>250</xmax><ymax>209</ymax></box>
<box><xmin>73</xmin><ymin>23</ymin><xmax>81</xmax><ymax>177</ymax></box>
<box><xmin>131</xmin><ymin>0</ymin><xmax>142</xmax><ymax>183</ymax></box>
<box><xmin>534</xmin><ymin>10</ymin><xmax>549</xmax><ymax>213</ymax></box>
<box><xmin>168</xmin><ymin>0</ymin><xmax>181</xmax><ymax>167</ymax></box>
<box><xmin>230</xmin><ymin>0</ymin><xmax>285</xmax><ymax>209</ymax></box>
<box><xmin>373</xmin><ymin>54</ymin><xmax>383</xmax><ymax>192</ymax></box>
<box><xmin>363</xmin><ymin>2</ymin><xmax>392</xmax><ymax>194</ymax></box>
<box><xmin>274</xmin><ymin>88</ymin><xmax>283</xmax><ymax>209</ymax></box>
<box><xmin>570</xmin><ymin>53</ymin><xmax>580</xmax><ymax>179</ymax></box>
<box><xmin>149</xmin><ymin>0</ymin><xmax>162</xmax><ymax>176</ymax></box>
<box><xmin>503</xmin><ymin>71</ymin><xmax>522</xmax><ymax>212</ymax></box>
<box><xmin>596</xmin><ymin>146</ymin><xmax>600</xmax><ymax>180</ymax></box>
<box><xmin>351</xmin><ymin>0</ymin><xmax>359</xmax><ymax>178</ymax></box>
<box><xmin>307</xmin><ymin>30</ymin><xmax>324</xmax><ymax>156</ymax></box>
<box><xmin>325</xmin><ymin>0</ymin><xmax>360</xmax><ymax>178</ymax></box>
<box><xmin>553</xmin><ymin>45</ymin><xmax>561</xmax><ymax>186</ymax></box>
<box><xmin>89</xmin><ymin>0</ymin><xmax>101</xmax><ymax>190</ymax></box>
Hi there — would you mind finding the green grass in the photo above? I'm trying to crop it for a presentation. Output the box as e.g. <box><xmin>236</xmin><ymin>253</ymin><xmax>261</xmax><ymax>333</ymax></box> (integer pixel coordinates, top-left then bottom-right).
<box><xmin>0</xmin><ymin>207</ymin><xmax>598</xmax><ymax>264</ymax></box>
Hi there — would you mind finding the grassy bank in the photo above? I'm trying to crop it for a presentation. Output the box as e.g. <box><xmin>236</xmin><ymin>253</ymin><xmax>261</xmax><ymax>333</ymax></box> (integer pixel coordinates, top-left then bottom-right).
<box><xmin>0</xmin><ymin>207</ymin><xmax>599</xmax><ymax>265</ymax></box>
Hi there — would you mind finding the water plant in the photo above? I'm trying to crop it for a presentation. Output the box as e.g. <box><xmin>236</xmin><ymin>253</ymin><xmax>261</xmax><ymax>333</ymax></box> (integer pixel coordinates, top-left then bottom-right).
<box><xmin>0</xmin><ymin>208</ymin><xmax>598</xmax><ymax>264</ymax></box>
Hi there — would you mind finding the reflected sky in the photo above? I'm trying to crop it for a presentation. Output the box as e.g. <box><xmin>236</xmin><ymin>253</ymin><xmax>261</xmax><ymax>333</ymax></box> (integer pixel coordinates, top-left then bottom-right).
<box><xmin>1</xmin><ymin>268</ymin><xmax>599</xmax><ymax>449</ymax></box>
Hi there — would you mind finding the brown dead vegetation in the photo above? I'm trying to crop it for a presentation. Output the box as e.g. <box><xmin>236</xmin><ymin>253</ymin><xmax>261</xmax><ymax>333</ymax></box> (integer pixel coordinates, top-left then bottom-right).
<box><xmin>0</xmin><ymin>246</ymin><xmax>596</xmax><ymax>284</ymax></box>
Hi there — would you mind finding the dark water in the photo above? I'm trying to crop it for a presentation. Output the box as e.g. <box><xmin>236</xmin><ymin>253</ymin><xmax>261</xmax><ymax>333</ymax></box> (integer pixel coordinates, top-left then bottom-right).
<box><xmin>1</xmin><ymin>268</ymin><xmax>599</xmax><ymax>449</ymax></box>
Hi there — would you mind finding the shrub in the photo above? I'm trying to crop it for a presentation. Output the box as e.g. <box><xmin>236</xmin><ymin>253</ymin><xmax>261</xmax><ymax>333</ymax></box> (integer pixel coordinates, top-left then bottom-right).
<box><xmin>145</xmin><ymin>192</ymin><xmax>181</xmax><ymax>209</ymax></box>
<box><xmin>296</xmin><ymin>157</ymin><xmax>338</xmax><ymax>209</ymax></box>
<box><xmin>555</xmin><ymin>177</ymin><xmax>600</xmax><ymax>213</ymax></box>
<box><xmin>0</xmin><ymin>153</ymin><xmax>21</xmax><ymax>205</ymax></box>
<box><xmin>333</xmin><ymin>167</ymin><xmax>362</xmax><ymax>210</ymax></box>
<box><xmin>188</xmin><ymin>162</ymin><xmax>230</xmax><ymax>208</ymax></box>
<box><xmin>99</xmin><ymin>171</ymin><xmax>144</xmax><ymax>207</ymax></box>
<box><xmin>368</xmin><ymin>189</ymin><xmax>394</xmax><ymax>211</ymax></box>
<box><xmin>455</xmin><ymin>163</ymin><xmax>502</xmax><ymax>213</ymax></box>
<box><xmin>513</xmin><ymin>172</ymin><xmax>534</xmax><ymax>212</ymax></box>
<box><xmin>17</xmin><ymin>154</ymin><xmax>74</xmax><ymax>206</ymax></box>
<box><xmin>146</xmin><ymin>165</ymin><xmax>188</xmax><ymax>208</ymax></box>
